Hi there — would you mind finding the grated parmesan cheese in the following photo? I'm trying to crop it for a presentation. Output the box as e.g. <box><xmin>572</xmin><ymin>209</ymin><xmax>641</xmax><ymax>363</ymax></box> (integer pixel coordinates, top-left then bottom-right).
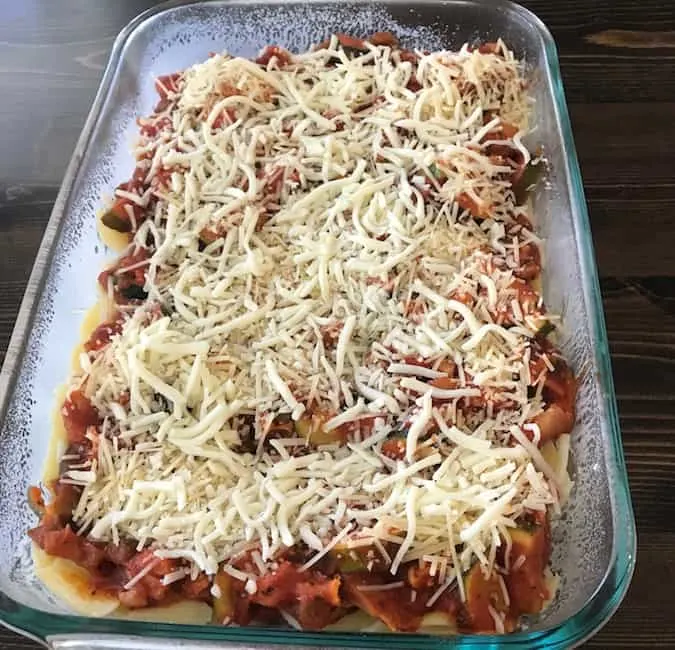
<box><xmin>64</xmin><ymin>38</ymin><xmax>570</xmax><ymax>591</ymax></box>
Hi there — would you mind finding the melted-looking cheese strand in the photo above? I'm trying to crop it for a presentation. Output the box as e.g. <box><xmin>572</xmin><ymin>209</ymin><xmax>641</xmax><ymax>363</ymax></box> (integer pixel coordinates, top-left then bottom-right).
<box><xmin>67</xmin><ymin>38</ymin><xmax>560</xmax><ymax>583</ymax></box>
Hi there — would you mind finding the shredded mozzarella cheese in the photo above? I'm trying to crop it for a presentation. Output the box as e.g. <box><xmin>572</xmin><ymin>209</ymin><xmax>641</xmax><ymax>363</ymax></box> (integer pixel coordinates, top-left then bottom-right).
<box><xmin>67</xmin><ymin>38</ymin><xmax>566</xmax><ymax>587</ymax></box>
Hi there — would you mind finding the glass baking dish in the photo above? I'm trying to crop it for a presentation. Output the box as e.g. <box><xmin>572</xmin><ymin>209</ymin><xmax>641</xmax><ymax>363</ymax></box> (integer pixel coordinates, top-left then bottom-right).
<box><xmin>0</xmin><ymin>0</ymin><xmax>635</xmax><ymax>648</ymax></box>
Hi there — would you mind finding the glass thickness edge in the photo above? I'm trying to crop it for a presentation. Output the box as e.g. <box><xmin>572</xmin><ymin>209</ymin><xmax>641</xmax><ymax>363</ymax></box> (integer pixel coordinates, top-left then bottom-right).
<box><xmin>536</xmin><ymin>6</ymin><xmax>637</xmax><ymax>649</ymax></box>
<box><xmin>0</xmin><ymin>0</ymin><xmax>636</xmax><ymax>648</ymax></box>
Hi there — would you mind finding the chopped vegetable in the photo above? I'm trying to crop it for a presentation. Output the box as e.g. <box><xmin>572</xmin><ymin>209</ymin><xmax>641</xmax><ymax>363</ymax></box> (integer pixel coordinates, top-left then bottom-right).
<box><xmin>119</xmin><ymin>284</ymin><xmax>149</xmax><ymax>301</ymax></box>
<box><xmin>506</xmin><ymin>516</ymin><xmax>551</xmax><ymax>615</ymax></box>
<box><xmin>535</xmin><ymin>320</ymin><xmax>556</xmax><ymax>339</ymax></box>
<box><xmin>513</xmin><ymin>159</ymin><xmax>545</xmax><ymax>205</ymax></box>
<box><xmin>294</xmin><ymin>411</ymin><xmax>343</xmax><ymax>445</ymax></box>
<box><xmin>101</xmin><ymin>209</ymin><xmax>133</xmax><ymax>233</ymax></box>
<box><xmin>329</xmin><ymin>543</ymin><xmax>387</xmax><ymax>573</ymax></box>
<box><xmin>212</xmin><ymin>570</ymin><xmax>237</xmax><ymax>623</ymax></box>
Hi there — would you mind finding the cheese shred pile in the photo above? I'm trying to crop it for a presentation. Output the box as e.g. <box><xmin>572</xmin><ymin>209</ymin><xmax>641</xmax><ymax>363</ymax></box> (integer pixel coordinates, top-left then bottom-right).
<box><xmin>65</xmin><ymin>37</ymin><xmax>567</xmax><ymax>583</ymax></box>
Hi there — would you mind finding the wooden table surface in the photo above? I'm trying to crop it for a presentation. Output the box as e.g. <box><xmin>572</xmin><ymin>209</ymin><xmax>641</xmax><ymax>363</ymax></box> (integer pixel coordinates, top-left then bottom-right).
<box><xmin>0</xmin><ymin>0</ymin><xmax>673</xmax><ymax>647</ymax></box>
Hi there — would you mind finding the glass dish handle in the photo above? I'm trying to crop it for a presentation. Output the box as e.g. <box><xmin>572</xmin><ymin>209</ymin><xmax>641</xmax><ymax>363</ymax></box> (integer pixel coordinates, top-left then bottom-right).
<box><xmin>47</xmin><ymin>635</ymin><xmax>282</xmax><ymax>650</ymax></box>
<box><xmin>47</xmin><ymin>635</ymin><xmax>336</xmax><ymax>650</ymax></box>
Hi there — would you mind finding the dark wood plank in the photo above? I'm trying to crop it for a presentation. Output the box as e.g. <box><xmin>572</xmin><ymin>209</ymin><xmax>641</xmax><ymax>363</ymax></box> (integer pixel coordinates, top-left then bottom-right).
<box><xmin>584</xmin><ymin>532</ymin><xmax>675</xmax><ymax>647</ymax></box>
<box><xmin>1</xmin><ymin>0</ymin><xmax>675</xmax><ymax>648</ymax></box>
<box><xmin>0</xmin><ymin>186</ymin><xmax>55</xmax><ymax>366</ymax></box>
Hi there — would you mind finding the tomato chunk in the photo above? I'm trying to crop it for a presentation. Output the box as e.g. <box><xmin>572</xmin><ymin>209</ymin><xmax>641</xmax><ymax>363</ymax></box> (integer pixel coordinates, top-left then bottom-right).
<box><xmin>456</xmin><ymin>191</ymin><xmax>491</xmax><ymax>218</ymax></box>
<box><xmin>463</xmin><ymin>564</ymin><xmax>514</xmax><ymax>633</ymax></box>
<box><xmin>29</xmin><ymin>525</ymin><xmax>104</xmax><ymax>571</ymax></box>
<box><xmin>62</xmin><ymin>390</ymin><xmax>99</xmax><ymax>443</ymax></box>
<box><xmin>531</xmin><ymin>363</ymin><xmax>577</xmax><ymax>443</ymax></box>
<box><xmin>84</xmin><ymin>314</ymin><xmax>124</xmax><ymax>352</ymax></box>
<box><xmin>249</xmin><ymin>560</ymin><xmax>341</xmax><ymax>629</ymax></box>
<box><xmin>97</xmin><ymin>247</ymin><xmax>149</xmax><ymax>304</ymax></box>
<box><xmin>155</xmin><ymin>73</ymin><xmax>181</xmax><ymax>99</ymax></box>
<box><xmin>256</xmin><ymin>45</ymin><xmax>292</xmax><ymax>67</ymax></box>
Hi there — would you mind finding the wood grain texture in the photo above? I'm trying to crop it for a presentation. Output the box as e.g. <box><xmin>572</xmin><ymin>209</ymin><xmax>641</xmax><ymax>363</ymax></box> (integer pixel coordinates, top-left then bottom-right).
<box><xmin>0</xmin><ymin>0</ymin><xmax>673</xmax><ymax>647</ymax></box>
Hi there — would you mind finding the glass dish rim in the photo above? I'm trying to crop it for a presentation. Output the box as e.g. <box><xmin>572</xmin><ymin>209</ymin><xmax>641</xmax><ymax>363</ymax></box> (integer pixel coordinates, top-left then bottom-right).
<box><xmin>0</xmin><ymin>0</ymin><xmax>636</xmax><ymax>647</ymax></box>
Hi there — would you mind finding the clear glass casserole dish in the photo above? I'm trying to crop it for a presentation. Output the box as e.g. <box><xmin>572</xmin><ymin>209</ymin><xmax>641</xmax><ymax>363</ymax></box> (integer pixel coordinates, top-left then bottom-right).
<box><xmin>0</xmin><ymin>0</ymin><xmax>635</xmax><ymax>648</ymax></box>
